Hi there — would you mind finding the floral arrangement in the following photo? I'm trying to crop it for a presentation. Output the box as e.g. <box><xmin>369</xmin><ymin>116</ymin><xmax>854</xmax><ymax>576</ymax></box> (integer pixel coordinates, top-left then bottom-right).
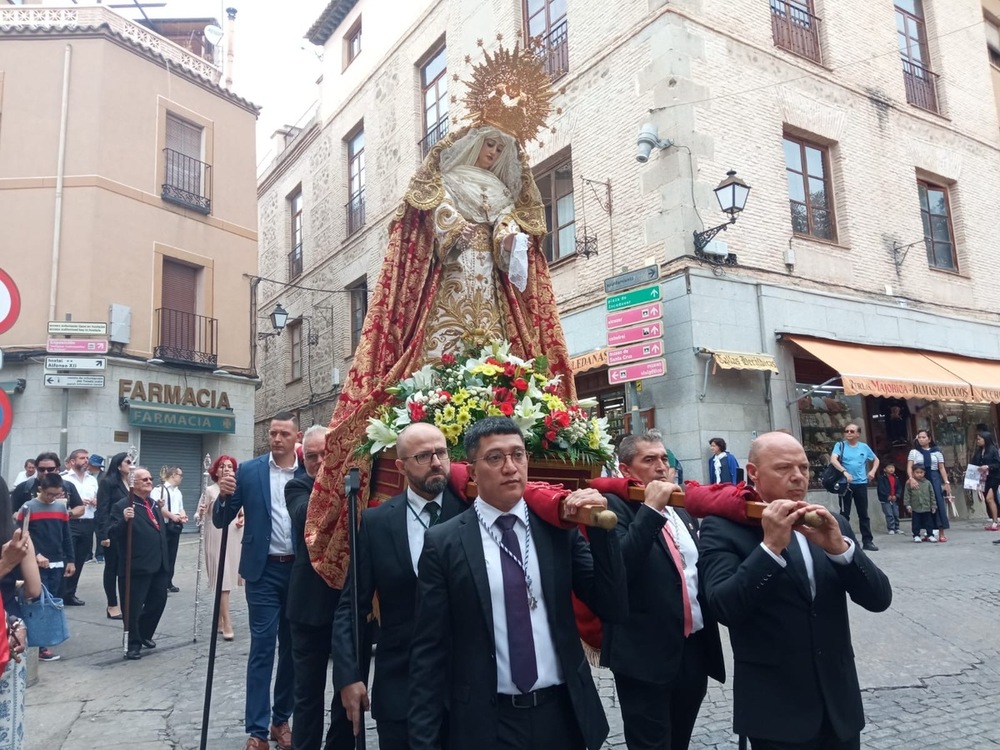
<box><xmin>362</xmin><ymin>341</ymin><xmax>615</xmax><ymax>467</ymax></box>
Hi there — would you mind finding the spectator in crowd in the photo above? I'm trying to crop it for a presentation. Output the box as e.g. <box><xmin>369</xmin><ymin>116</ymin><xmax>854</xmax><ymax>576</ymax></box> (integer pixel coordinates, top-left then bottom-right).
<box><xmin>904</xmin><ymin>464</ymin><xmax>938</xmax><ymax>543</ymax></box>
<box><xmin>151</xmin><ymin>467</ymin><xmax>187</xmax><ymax>594</ymax></box>
<box><xmin>828</xmin><ymin>424</ymin><xmax>880</xmax><ymax>552</ymax></box>
<box><xmin>11</xmin><ymin>453</ymin><xmax>83</xmax><ymax>518</ymax></box>
<box><xmin>11</xmin><ymin>460</ymin><xmax>34</xmax><ymax>488</ymax></box>
<box><xmin>876</xmin><ymin>463</ymin><xmax>901</xmax><ymax>535</ymax></box>
<box><xmin>907</xmin><ymin>430</ymin><xmax>950</xmax><ymax>543</ymax></box>
<box><xmin>971</xmin><ymin>431</ymin><xmax>1000</xmax><ymax>531</ymax></box>
<box><xmin>88</xmin><ymin>455</ymin><xmax>106</xmax><ymax>562</ymax></box>
<box><xmin>17</xmin><ymin>472</ymin><xmax>75</xmax><ymax>662</ymax></box>
<box><xmin>62</xmin><ymin>449</ymin><xmax>98</xmax><ymax>606</ymax></box>
<box><xmin>195</xmin><ymin>455</ymin><xmax>243</xmax><ymax>640</ymax></box>
<box><xmin>95</xmin><ymin>453</ymin><xmax>132</xmax><ymax>620</ymax></box>
<box><xmin>707</xmin><ymin>437</ymin><xmax>740</xmax><ymax>485</ymax></box>
<box><xmin>109</xmin><ymin>466</ymin><xmax>169</xmax><ymax>660</ymax></box>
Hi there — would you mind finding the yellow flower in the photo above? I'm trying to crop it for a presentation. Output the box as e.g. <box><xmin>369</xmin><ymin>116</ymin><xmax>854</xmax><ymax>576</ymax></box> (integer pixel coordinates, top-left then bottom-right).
<box><xmin>486</xmin><ymin>404</ymin><xmax>503</xmax><ymax>416</ymax></box>
<box><xmin>456</xmin><ymin>408</ymin><xmax>472</xmax><ymax>426</ymax></box>
<box><xmin>542</xmin><ymin>394</ymin><xmax>566</xmax><ymax>411</ymax></box>
<box><xmin>452</xmin><ymin>389</ymin><xmax>469</xmax><ymax>405</ymax></box>
<box><xmin>471</xmin><ymin>363</ymin><xmax>503</xmax><ymax>377</ymax></box>
<box><xmin>440</xmin><ymin>405</ymin><xmax>456</xmax><ymax>423</ymax></box>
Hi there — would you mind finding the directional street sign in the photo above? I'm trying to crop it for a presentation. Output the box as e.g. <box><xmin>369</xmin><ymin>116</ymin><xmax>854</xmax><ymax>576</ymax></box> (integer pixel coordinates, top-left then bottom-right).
<box><xmin>46</xmin><ymin>338</ymin><xmax>109</xmax><ymax>354</ymax></box>
<box><xmin>43</xmin><ymin>374</ymin><xmax>105</xmax><ymax>389</ymax></box>
<box><xmin>47</xmin><ymin>321</ymin><xmax>108</xmax><ymax>336</ymax></box>
<box><xmin>607</xmin><ymin>340</ymin><xmax>664</xmax><ymax>366</ymax></box>
<box><xmin>44</xmin><ymin>357</ymin><xmax>107</xmax><ymax>371</ymax></box>
<box><xmin>607</xmin><ymin>321</ymin><xmax>663</xmax><ymax>347</ymax></box>
<box><xmin>608</xmin><ymin>358</ymin><xmax>667</xmax><ymax>385</ymax></box>
<box><xmin>606</xmin><ymin>302</ymin><xmax>662</xmax><ymax>331</ymax></box>
<box><xmin>606</xmin><ymin>284</ymin><xmax>661</xmax><ymax>312</ymax></box>
<box><xmin>603</xmin><ymin>264</ymin><xmax>660</xmax><ymax>295</ymax></box>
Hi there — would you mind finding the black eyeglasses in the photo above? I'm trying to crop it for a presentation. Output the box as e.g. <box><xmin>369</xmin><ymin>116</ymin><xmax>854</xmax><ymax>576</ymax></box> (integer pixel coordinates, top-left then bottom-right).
<box><xmin>399</xmin><ymin>448</ymin><xmax>449</xmax><ymax>466</ymax></box>
<box><xmin>476</xmin><ymin>449</ymin><xmax>528</xmax><ymax>469</ymax></box>
<box><xmin>36</xmin><ymin>466</ymin><xmax>59</xmax><ymax>473</ymax></box>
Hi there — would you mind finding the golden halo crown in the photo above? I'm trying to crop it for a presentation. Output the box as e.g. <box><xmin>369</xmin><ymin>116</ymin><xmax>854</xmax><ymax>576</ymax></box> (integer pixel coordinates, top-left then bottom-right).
<box><xmin>459</xmin><ymin>38</ymin><xmax>556</xmax><ymax>145</ymax></box>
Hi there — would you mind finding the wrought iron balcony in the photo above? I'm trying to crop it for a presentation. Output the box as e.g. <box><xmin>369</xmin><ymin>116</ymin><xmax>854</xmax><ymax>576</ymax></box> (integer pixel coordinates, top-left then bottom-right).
<box><xmin>346</xmin><ymin>190</ymin><xmax>366</xmax><ymax>237</ymax></box>
<box><xmin>288</xmin><ymin>244</ymin><xmax>303</xmax><ymax>280</ymax></box>
<box><xmin>420</xmin><ymin>117</ymin><xmax>450</xmax><ymax>157</ymax></box>
<box><xmin>162</xmin><ymin>148</ymin><xmax>212</xmax><ymax>214</ymax></box>
<box><xmin>901</xmin><ymin>58</ymin><xmax>940</xmax><ymax>113</ymax></box>
<box><xmin>542</xmin><ymin>20</ymin><xmax>569</xmax><ymax>80</ymax></box>
<box><xmin>153</xmin><ymin>308</ymin><xmax>218</xmax><ymax>368</ymax></box>
<box><xmin>770</xmin><ymin>1</ymin><xmax>822</xmax><ymax>64</ymax></box>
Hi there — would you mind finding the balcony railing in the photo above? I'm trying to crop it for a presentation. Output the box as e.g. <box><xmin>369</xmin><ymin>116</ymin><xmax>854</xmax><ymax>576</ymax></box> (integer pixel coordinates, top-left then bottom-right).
<box><xmin>346</xmin><ymin>190</ymin><xmax>366</xmax><ymax>237</ymax></box>
<box><xmin>420</xmin><ymin>116</ymin><xmax>450</xmax><ymax>157</ymax></box>
<box><xmin>288</xmin><ymin>244</ymin><xmax>303</xmax><ymax>280</ymax></box>
<box><xmin>154</xmin><ymin>308</ymin><xmax>218</xmax><ymax>368</ymax></box>
<box><xmin>542</xmin><ymin>20</ymin><xmax>569</xmax><ymax>80</ymax></box>
<box><xmin>162</xmin><ymin>148</ymin><xmax>212</xmax><ymax>214</ymax></box>
<box><xmin>770</xmin><ymin>0</ymin><xmax>822</xmax><ymax>64</ymax></box>
<box><xmin>901</xmin><ymin>58</ymin><xmax>940</xmax><ymax>113</ymax></box>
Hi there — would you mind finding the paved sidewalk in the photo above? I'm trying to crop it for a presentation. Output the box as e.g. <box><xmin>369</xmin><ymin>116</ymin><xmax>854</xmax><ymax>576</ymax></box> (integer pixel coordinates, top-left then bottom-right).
<box><xmin>25</xmin><ymin>520</ymin><xmax>1000</xmax><ymax>749</ymax></box>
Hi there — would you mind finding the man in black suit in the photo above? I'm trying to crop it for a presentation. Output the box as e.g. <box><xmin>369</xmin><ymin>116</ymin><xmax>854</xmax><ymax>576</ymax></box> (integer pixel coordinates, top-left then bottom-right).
<box><xmin>408</xmin><ymin>416</ymin><xmax>627</xmax><ymax>750</ymax></box>
<box><xmin>697</xmin><ymin>432</ymin><xmax>892</xmax><ymax>750</ymax></box>
<box><xmin>286</xmin><ymin>425</ymin><xmax>353</xmax><ymax>750</ymax></box>
<box><xmin>107</xmin><ymin>466</ymin><xmax>169</xmax><ymax>660</ymax></box>
<box><xmin>333</xmin><ymin>422</ymin><xmax>465</xmax><ymax>749</ymax></box>
<box><xmin>592</xmin><ymin>431</ymin><xmax>725</xmax><ymax>750</ymax></box>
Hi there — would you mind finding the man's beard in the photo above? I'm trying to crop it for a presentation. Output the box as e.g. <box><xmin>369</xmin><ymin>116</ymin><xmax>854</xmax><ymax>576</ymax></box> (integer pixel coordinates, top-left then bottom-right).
<box><xmin>414</xmin><ymin>472</ymin><xmax>448</xmax><ymax>496</ymax></box>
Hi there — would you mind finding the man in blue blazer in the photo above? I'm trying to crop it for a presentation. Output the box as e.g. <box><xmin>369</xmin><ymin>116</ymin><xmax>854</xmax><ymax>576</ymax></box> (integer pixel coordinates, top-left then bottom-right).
<box><xmin>215</xmin><ymin>411</ymin><xmax>305</xmax><ymax>750</ymax></box>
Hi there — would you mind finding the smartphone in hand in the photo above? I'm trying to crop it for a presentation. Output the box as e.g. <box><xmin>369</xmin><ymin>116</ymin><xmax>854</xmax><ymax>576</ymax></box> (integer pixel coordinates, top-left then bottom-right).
<box><xmin>21</xmin><ymin>508</ymin><xmax>30</xmax><ymax>537</ymax></box>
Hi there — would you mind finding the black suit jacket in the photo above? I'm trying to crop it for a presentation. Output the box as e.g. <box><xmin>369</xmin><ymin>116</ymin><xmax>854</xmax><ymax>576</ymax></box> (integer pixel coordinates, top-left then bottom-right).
<box><xmin>408</xmin><ymin>506</ymin><xmax>628</xmax><ymax>750</ymax></box>
<box><xmin>108</xmin><ymin>494</ymin><xmax>169</xmax><ymax>576</ymax></box>
<box><xmin>331</xmin><ymin>488</ymin><xmax>465</xmax><ymax>722</ymax></box>
<box><xmin>698</xmin><ymin>515</ymin><xmax>892</xmax><ymax>743</ymax></box>
<box><xmin>285</xmin><ymin>473</ymin><xmax>340</xmax><ymax>626</ymax></box>
<box><xmin>600</xmin><ymin>495</ymin><xmax>725</xmax><ymax>685</ymax></box>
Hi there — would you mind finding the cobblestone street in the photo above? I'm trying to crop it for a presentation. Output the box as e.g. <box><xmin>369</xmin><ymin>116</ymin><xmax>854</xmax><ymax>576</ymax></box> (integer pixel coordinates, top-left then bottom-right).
<box><xmin>25</xmin><ymin>520</ymin><xmax>1000</xmax><ymax>749</ymax></box>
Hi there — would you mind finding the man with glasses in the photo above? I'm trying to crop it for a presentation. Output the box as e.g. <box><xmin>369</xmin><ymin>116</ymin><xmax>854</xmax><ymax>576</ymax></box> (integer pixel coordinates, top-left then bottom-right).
<box><xmin>11</xmin><ymin>452</ymin><xmax>85</xmax><ymax>518</ymax></box>
<box><xmin>334</xmin><ymin>422</ymin><xmax>466</xmax><ymax>750</ymax></box>
<box><xmin>62</xmin><ymin>448</ymin><xmax>99</xmax><ymax>606</ymax></box>
<box><xmin>408</xmin><ymin>416</ymin><xmax>627</xmax><ymax>750</ymax></box>
<box><xmin>828</xmin><ymin>424</ymin><xmax>880</xmax><ymax>552</ymax></box>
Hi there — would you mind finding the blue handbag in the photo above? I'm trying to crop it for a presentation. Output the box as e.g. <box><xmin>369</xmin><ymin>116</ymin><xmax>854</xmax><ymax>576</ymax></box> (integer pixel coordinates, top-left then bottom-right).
<box><xmin>19</xmin><ymin>584</ymin><xmax>69</xmax><ymax>648</ymax></box>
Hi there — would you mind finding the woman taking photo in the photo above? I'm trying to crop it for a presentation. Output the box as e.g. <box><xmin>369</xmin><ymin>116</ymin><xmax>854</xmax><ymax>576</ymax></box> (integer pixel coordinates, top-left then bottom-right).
<box><xmin>95</xmin><ymin>453</ymin><xmax>132</xmax><ymax>620</ymax></box>
<box><xmin>194</xmin><ymin>455</ymin><xmax>243</xmax><ymax>640</ymax></box>
<box><xmin>907</xmin><ymin>430</ymin><xmax>952</xmax><ymax>542</ymax></box>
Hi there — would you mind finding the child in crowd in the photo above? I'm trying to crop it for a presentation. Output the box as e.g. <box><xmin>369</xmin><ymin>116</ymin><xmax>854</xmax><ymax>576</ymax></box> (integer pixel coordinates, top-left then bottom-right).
<box><xmin>16</xmin><ymin>472</ymin><xmax>75</xmax><ymax>661</ymax></box>
<box><xmin>876</xmin><ymin>463</ymin><xmax>901</xmax><ymax>534</ymax></box>
<box><xmin>904</xmin><ymin>464</ymin><xmax>937</xmax><ymax>543</ymax></box>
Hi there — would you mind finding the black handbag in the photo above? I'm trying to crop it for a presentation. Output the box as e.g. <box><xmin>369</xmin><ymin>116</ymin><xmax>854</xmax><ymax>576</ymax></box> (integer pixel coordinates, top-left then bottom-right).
<box><xmin>820</xmin><ymin>441</ymin><xmax>847</xmax><ymax>494</ymax></box>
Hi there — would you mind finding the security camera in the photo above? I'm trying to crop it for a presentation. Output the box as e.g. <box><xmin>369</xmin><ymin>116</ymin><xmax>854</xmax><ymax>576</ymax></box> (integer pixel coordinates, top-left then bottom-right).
<box><xmin>636</xmin><ymin>123</ymin><xmax>673</xmax><ymax>163</ymax></box>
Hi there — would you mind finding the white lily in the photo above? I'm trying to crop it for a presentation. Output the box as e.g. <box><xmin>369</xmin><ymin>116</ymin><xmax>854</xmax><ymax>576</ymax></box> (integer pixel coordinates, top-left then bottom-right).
<box><xmin>365</xmin><ymin>418</ymin><xmax>400</xmax><ymax>453</ymax></box>
<box><xmin>512</xmin><ymin>397</ymin><xmax>544</xmax><ymax>433</ymax></box>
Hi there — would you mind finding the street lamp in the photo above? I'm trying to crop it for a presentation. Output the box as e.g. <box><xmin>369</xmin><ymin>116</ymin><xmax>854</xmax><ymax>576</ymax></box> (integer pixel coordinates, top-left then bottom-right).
<box><xmin>258</xmin><ymin>303</ymin><xmax>289</xmax><ymax>340</ymax></box>
<box><xmin>692</xmin><ymin>169</ymin><xmax>752</xmax><ymax>265</ymax></box>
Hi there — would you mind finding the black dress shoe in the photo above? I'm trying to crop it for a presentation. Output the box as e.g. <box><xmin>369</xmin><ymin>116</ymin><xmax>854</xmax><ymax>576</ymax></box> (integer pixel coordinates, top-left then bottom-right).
<box><xmin>167</xmin><ymin>585</ymin><xmax>180</xmax><ymax>593</ymax></box>
<box><xmin>862</xmin><ymin>542</ymin><xmax>879</xmax><ymax>552</ymax></box>
<box><xmin>140</xmin><ymin>638</ymin><xmax>156</xmax><ymax>649</ymax></box>
<box><xmin>125</xmin><ymin>649</ymin><xmax>142</xmax><ymax>660</ymax></box>
<box><xmin>106</xmin><ymin>608</ymin><xmax>123</xmax><ymax>620</ymax></box>
<box><xmin>64</xmin><ymin>596</ymin><xmax>85</xmax><ymax>606</ymax></box>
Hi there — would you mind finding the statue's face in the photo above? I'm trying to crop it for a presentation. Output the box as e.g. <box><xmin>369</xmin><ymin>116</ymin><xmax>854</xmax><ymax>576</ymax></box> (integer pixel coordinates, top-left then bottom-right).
<box><xmin>474</xmin><ymin>137</ymin><xmax>505</xmax><ymax>170</ymax></box>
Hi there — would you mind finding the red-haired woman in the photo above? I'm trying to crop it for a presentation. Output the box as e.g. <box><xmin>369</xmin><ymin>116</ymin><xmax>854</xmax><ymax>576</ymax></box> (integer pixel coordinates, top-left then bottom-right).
<box><xmin>195</xmin><ymin>455</ymin><xmax>243</xmax><ymax>639</ymax></box>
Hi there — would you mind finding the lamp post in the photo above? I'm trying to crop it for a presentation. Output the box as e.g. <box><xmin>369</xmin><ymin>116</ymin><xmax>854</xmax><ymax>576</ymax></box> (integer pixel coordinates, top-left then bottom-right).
<box><xmin>258</xmin><ymin>303</ymin><xmax>289</xmax><ymax>340</ymax></box>
<box><xmin>692</xmin><ymin>170</ymin><xmax>751</xmax><ymax>265</ymax></box>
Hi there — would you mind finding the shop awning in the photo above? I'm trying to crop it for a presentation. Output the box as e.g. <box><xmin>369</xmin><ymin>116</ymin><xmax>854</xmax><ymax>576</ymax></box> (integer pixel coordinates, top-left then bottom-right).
<box><xmin>569</xmin><ymin>348</ymin><xmax>609</xmax><ymax>374</ymax></box>
<box><xmin>923</xmin><ymin>353</ymin><xmax>1000</xmax><ymax>404</ymax></box>
<box><xmin>709</xmin><ymin>350</ymin><xmax>779</xmax><ymax>373</ymax></box>
<box><xmin>783</xmin><ymin>336</ymin><xmax>974</xmax><ymax>401</ymax></box>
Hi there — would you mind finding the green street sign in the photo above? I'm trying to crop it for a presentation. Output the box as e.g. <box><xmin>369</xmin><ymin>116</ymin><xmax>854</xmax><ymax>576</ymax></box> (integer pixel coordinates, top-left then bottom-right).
<box><xmin>606</xmin><ymin>284</ymin><xmax>661</xmax><ymax>312</ymax></box>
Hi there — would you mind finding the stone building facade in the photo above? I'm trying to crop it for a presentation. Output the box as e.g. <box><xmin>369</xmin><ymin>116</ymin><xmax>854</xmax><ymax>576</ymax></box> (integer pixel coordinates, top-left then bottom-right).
<box><xmin>256</xmin><ymin>0</ymin><xmax>1000</xmax><ymax>520</ymax></box>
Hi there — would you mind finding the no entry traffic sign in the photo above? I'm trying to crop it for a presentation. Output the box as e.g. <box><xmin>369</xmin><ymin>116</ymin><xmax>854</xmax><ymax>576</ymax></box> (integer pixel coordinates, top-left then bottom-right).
<box><xmin>0</xmin><ymin>390</ymin><xmax>12</xmax><ymax>444</ymax></box>
<box><xmin>0</xmin><ymin>268</ymin><xmax>21</xmax><ymax>336</ymax></box>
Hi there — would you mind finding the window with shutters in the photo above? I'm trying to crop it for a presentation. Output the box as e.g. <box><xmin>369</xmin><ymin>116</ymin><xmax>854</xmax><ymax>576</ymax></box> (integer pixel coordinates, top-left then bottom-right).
<box><xmin>162</xmin><ymin>113</ymin><xmax>212</xmax><ymax>214</ymax></box>
<box><xmin>155</xmin><ymin>258</ymin><xmax>218</xmax><ymax>367</ymax></box>
<box><xmin>895</xmin><ymin>1</ymin><xmax>940</xmax><ymax>113</ymax></box>
<box><xmin>349</xmin><ymin>278</ymin><xmax>367</xmax><ymax>353</ymax></box>
<box><xmin>289</xmin><ymin>188</ymin><xmax>303</xmax><ymax>280</ymax></box>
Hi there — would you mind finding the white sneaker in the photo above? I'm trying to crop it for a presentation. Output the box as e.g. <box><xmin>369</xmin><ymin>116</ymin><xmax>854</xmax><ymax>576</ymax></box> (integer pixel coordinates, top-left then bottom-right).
<box><xmin>913</xmin><ymin>535</ymin><xmax>922</xmax><ymax>543</ymax></box>
<box><xmin>927</xmin><ymin>535</ymin><xmax>938</xmax><ymax>543</ymax></box>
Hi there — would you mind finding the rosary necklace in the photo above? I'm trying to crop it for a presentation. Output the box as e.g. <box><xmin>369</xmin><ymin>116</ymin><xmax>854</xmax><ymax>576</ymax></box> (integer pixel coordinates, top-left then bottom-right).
<box><xmin>474</xmin><ymin>501</ymin><xmax>538</xmax><ymax>610</ymax></box>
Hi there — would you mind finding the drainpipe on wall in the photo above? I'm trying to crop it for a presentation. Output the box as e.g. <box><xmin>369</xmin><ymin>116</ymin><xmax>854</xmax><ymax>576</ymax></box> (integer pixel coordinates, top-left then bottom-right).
<box><xmin>49</xmin><ymin>44</ymin><xmax>72</xmax><ymax>322</ymax></box>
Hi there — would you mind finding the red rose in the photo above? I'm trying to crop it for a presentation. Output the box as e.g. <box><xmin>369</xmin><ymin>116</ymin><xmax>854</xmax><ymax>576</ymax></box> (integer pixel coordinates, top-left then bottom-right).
<box><xmin>500</xmin><ymin>402</ymin><xmax>515</xmax><ymax>417</ymax></box>
<box><xmin>555</xmin><ymin>411</ymin><xmax>571</xmax><ymax>428</ymax></box>
<box><xmin>439</xmin><ymin>390</ymin><xmax>452</xmax><ymax>401</ymax></box>
<box><xmin>408</xmin><ymin>402</ymin><xmax>427</xmax><ymax>421</ymax></box>
<box><xmin>503</xmin><ymin>362</ymin><xmax>517</xmax><ymax>377</ymax></box>
<box><xmin>545</xmin><ymin>430</ymin><xmax>558</xmax><ymax>441</ymax></box>
<box><xmin>441</xmin><ymin>353</ymin><xmax>456</xmax><ymax>366</ymax></box>
<box><xmin>513</xmin><ymin>378</ymin><xmax>529</xmax><ymax>392</ymax></box>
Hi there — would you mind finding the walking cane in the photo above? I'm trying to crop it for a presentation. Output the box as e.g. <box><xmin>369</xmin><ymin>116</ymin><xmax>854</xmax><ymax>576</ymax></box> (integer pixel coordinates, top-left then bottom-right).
<box><xmin>199</xmin><ymin>472</ymin><xmax>232</xmax><ymax>750</ymax></box>
<box><xmin>346</xmin><ymin>467</ymin><xmax>367</xmax><ymax>750</ymax></box>
<box><xmin>192</xmin><ymin>453</ymin><xmax>211</xmax><ymax>642</ymax></box>
<box><xmin>122</xmin><ymin>445</ymin><xmax>139</xmax><ymax>659</ymax></box>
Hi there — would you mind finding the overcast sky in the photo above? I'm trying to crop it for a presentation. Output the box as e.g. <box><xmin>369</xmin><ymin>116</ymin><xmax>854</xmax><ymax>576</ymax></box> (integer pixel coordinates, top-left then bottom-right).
<box><xmin>121</xmin><ymin>0</ymin><xmax>328</xmax><ymax>162</ymax></box>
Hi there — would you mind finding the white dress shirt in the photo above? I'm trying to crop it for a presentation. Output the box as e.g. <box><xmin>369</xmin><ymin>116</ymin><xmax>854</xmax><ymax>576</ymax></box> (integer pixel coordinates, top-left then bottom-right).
<box><xmin>661</xmin><ymin>507</ymin><xmax>704</xmax><ymax>634</ymax></box>
<box><xmin>65</xmin><ymin>471</ymin><xmax>99</xmax><ymax>520</ymax></box>
<box><xmin>406</xmin><ymin>487</ymin><xmax>443</xmax><ymax>574</ymax></box>
<box><xmin>267</xmin><ymin>454</ymin><xmax>298</xmax><ymax>555</ymax></box>
<box><xmin>760</xmin><ymin>532</ymin><xmax>856</xmax><ymax>599</ymax></box>
<box><xmin>474</xmin><ymin>498</ymin><xmax>563</xmax><ymax>694</ymax></box>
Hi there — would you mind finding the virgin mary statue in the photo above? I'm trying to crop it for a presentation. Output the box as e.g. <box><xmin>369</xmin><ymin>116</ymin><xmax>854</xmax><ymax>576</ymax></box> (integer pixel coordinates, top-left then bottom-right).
<box><xmin>306</xmin><ymin>46</ymin><xmax>576</xmax><ymax>588</ymax></box>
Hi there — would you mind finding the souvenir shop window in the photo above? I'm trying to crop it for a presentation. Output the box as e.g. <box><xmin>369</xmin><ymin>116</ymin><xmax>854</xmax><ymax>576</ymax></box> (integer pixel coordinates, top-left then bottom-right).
<box><xmin>796</xmin><ymin>384</ymin><xmax>862</xmax><ymax>489</ymax></box>
<box><xmin>913</xmin><ymin>401</ymin><xmax>995</xmax><ymax>504</ymax></box>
